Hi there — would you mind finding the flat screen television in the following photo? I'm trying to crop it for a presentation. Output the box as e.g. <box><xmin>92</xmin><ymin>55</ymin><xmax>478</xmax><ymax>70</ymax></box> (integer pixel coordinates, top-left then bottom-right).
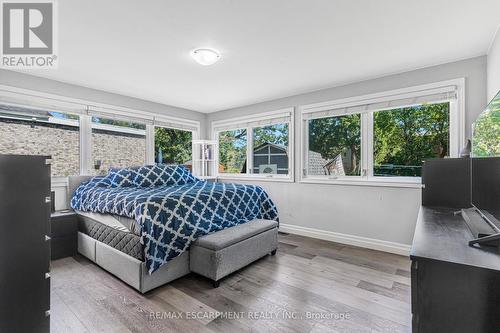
<box><xmin>471</xmin><ymin>91</ymin><xmax>500</xmax><ymax>229</ymax></box>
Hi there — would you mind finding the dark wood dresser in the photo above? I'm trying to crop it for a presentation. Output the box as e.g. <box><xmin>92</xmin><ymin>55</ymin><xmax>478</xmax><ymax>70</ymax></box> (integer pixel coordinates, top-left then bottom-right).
<box><xmin>412</xmin><ymin>158</ymin><xmax>500</xmax><ymax>332</ymax></box>
<box><xmin>411</xmin><ymin>207</ymin><xmax>500</xmax><ymax>333</ymax></box>
<box><xmin>0</xmin><ymin>155</ymin><xmax>51</xmax><ymax>333</ymax></box>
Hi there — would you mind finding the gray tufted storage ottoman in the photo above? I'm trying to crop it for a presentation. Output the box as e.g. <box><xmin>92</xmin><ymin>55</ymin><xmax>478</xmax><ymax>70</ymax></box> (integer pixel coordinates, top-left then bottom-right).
<box><xmin>190</xmin><ymin>219</ymin><xmax>278</xmax><ymax>287</ymax></box>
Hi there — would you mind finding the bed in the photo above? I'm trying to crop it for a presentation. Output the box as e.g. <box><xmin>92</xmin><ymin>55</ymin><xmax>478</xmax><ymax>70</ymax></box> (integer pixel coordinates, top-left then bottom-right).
<box><xmin>68</xmin><ymin>165</ymin><xmax>279</xmax><ymax>292</ymax></box>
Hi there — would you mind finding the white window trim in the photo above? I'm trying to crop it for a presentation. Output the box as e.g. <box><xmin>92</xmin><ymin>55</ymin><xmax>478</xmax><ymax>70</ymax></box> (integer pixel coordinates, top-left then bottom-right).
<box><xmin>51</xmin><ymin>176</ymin><xmax>69</xmax><ymax>189</ymax></box>
<box><xmin>79</xmin><ymin>113</ymin><xmax>92</xmax><ymax>175</ymax></box>
<box><xmin>145</xmin><ymin>124</ymin><xmax>155</xmax><ymax>165</ymax></box>
<box><xmin>211</xmin><ymin>108</ymin><xmax>295</xmax><ymax>182</ymax></box>
<box><xmin>0</xmin><ymin>84</ymin><xmax>201</xmax><ymax>178</ymax></box>
<box><xmin>299</xmin><ymin>78</ymin><xmax>465</xmax><ymax>187</ymax></box>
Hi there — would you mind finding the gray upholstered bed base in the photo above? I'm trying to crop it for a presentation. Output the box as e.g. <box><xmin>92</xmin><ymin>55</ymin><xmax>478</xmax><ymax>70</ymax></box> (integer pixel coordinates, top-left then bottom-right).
<box><xmin>69</xmin><ymin>176</ymin><xmax>189</xmax><ymax>293</ymax></box>
<box><xmin>78</xmin><ymin>232</ymin><xmax>190</xmax><ymax>293</ymax></box>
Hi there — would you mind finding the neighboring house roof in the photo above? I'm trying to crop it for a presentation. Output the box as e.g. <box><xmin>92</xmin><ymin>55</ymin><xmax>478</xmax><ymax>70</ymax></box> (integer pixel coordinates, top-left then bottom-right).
<box><xmin>307</xmin><ymin>151</ymin><xmax>330</xmax><ymax>175</ymax></box>
<box><xmin>237</xmin><ymin>142</ymin><xmax>347</xmax><ymax>176</ymax></box>
<box><xmin>308</xmin><ymin>151</ymin><xmax>346</xmax><ymax>176</ymax></box>
<box><xmin>240</xmin><ymin>142</ymin><xmax>288</xmax><ymax>173</ymax></box>
<box><xmin>253</xmin><ymin>142</ymin><xmax>288</xmax><ymax>153</ymax></box>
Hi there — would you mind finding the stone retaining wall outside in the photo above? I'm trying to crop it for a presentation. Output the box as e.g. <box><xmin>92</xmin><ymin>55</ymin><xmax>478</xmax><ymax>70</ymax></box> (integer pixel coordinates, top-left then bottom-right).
<box><xmin>0</xmin><ymin>119</ymin><xmax>146</xmax><ymax>177</ymax></box>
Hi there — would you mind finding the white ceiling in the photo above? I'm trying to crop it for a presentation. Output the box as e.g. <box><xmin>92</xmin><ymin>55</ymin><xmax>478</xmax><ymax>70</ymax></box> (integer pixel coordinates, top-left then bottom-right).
<box><xmin>16</xmin><ymin>0</ymin><xmax>500</xmax><ymax>113</ymax></box>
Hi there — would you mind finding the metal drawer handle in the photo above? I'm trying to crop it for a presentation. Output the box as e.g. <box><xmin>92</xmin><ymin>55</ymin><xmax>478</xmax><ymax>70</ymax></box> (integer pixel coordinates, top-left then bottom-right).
<box><xmin>45</xmin><ymin>196</ymin><xmax>51</xmax><ymax>203</ymax></box>
<box><xmin>45</xmin><ymin>310</ymin><xmax>50</xmax><ymax>317</ymax></box>
<box><xmin>45</xmin><ymin>272</ymin><xmax>50</xmax><ymax>279</ymax></box>
<box><xmin>45</xmin><ymin>235</ymin><xmax>51</xmax><ymax>241</ymax></box>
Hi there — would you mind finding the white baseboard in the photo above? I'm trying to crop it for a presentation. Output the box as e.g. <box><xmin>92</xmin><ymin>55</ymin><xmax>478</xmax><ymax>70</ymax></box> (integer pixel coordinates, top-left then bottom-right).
<box><xmin>279</xmin><ymin>223</ymin><xmax>411</xmax><ymax>256</ymax></box>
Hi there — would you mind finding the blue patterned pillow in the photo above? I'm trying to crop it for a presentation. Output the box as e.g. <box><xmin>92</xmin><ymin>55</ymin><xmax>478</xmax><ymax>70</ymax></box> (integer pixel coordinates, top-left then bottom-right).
<box><xmin>133</xmin><ymin>164</ymin><xmax>199</xmax><ymax>187</ymax></box>
<box><xmin>108</xmin><ymin>167</ymin><xmax>138</xmax><ymax>187</ymax></box>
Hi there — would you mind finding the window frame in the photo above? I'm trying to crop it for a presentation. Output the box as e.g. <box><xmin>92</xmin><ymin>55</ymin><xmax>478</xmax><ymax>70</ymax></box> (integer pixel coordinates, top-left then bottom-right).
<box><xmin>299</xmin><ymin>79</ymin><xmax>465</xmax><ymax>187</ymax></box>
<box><xmin>212</xmin><ymin>108</ymin><xmax>295</xmax><ymax>182</ymax></box>
<box><xmin>153</xmin><ymin>123</ymin><xmax>199</xmax><ymax>165</ymax></box>
<box><xmin>217</xmin><ymin>127</ymin><xmax>249</xmax><ymax>175</ymax></box>
<box><xmin>304</xmin><ymin>110</ymin><xmax>364</xmax><ymax>179</ymax></box>
<box><xmin>0</xmin><ymin>84</ymin><xmax>201</xmax><ymax>185</ymax></box>
<box><xmin>88</xmin><ymin>114</ymin><xmax>149</xmax><ymax>175</ymax></box>
<box><xmin>0</xmin><ymin>104</ymin><xmax>82</xmax><ymax>179</ymax></box>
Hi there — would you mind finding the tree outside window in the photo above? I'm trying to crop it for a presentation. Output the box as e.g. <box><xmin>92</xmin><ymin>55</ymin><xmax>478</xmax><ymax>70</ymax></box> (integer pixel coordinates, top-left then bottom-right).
<box><xmin>218</xmin><ymin>129</ymin><xmax>247</xmax><ymax>173</ymax></box>
<box><xmin>308</xmin><ymin>114</ymin><xmax>361</xmax><ymax>176</ymax></box>
<box><xmin>472</xmin><ymin>95</ymin><xmax>500</xmax><ymax>157</ymax></box>
<box><xmin>154</xmin><ymin>127</ymin><xmax>193</xmax><ymax>165</ymax></box>
<box><xmin>374</xmin><ymin>102</ymin><xmax>450</xmax><ymax>177</ymax></box>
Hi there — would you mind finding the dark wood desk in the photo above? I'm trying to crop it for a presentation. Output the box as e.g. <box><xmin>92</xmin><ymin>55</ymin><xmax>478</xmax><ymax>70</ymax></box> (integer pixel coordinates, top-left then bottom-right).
<box><xmin>411</xmin><ymin>206</ymin><xmax>500</xmax><ymax>333</ymax></box>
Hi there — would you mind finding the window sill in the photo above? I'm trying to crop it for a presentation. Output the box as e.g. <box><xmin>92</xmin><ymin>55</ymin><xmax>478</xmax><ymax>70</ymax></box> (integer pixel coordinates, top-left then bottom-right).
<box><xmin>299</xmin><ymin>177</ymin><xmax>423</xmax><ymax>189</ymax></box>
<box><xmin>217</xmin><ymin>174</ymin><xmax>294</xmax><ymax>183</ymax></box>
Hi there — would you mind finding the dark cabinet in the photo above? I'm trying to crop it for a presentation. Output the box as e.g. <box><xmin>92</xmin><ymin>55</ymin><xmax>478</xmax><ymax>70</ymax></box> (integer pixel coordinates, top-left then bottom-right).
<box><xmin>0</xmin><ymin>155</ymin><xmax>51</xmax><ymax>333</ymax></box>
<box><xmin>411</xmin><ymin>207</ymin><xmax>500</xmax><ymax>333</ymax></box>
<box><xmin>51</xmin><ymin>211</ymin><xmax>77</xmax><ymax>260</ymax></box>
<box><xmin>413</xmin><ymin>158</ymin><xmax>500</xmax><ymax>332</ymax></box>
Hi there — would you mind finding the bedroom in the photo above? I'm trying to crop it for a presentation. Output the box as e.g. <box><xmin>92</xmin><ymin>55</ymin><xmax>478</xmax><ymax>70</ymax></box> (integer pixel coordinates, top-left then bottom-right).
<box><xmin>0</xmin><ymin>1</ymin><xmax>500</xmax><ymax>332</ymax></box>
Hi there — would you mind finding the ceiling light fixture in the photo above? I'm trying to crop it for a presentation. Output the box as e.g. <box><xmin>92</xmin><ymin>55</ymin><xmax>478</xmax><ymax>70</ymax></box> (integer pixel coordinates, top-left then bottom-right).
<box><xmin>190</xmin><ymin>48</ymin><xmax>220</xmax><ymax>66</ymax></box>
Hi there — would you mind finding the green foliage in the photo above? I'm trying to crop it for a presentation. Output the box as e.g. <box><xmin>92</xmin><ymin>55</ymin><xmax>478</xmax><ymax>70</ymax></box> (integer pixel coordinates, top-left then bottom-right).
<box><xmin>472</xmin><ymin>96</ymin><xmax>500</xmax><ymax>157</ymax></box>
<box><xmin>373</xmin><ymin>103</ymin><xmax>449</xmax><ymax>176</ymax></box>
<box><xmin>154</xmin><ymin>127</ymin><xmax>192</xmax><ymax>164</ymax></box>
<box><xmin>218</xmin><ymin>129</ymin><xmax>247</xmax><ymax>173</ymax></box>
<box><xmin>305</xmin><ymin>103</ymin><xmax>450</xmax><ymax>177</ymax></box>
<box><xmin>309</xmin><ymin>114</ymin><xmax>361</xmax><ymax>175</ymax></box>
<box><xmin>253</xmin><ymin>124</ymin><xmax>289</xmax><ymax>147</ymax></box>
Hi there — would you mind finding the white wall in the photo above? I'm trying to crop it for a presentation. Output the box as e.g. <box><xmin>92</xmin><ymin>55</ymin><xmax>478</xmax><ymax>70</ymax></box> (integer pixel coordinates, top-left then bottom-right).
<box><xmin>207</xmin><ymin>56</ymin><xmax>487</xmax><ymax>250</ymax></box>
<box><xmin>487</xmin><ymin>28</ymin><xmax>500</xmax><ymax>101</ymax></box>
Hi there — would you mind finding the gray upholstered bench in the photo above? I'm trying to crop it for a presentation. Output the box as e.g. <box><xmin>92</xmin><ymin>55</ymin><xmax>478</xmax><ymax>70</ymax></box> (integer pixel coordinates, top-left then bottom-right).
<box><xmin>190</xmin><ymin>219</ymin><xmax>278</xmax><ymax>287</ymax></box>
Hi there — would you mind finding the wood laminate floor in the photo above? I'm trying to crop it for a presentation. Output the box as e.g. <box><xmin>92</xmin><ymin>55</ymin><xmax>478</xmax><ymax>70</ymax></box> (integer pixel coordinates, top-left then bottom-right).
<box><xmin>50</xmin><ymin>233</ymin><xmax>411</xmax><ymax>333</ymax></box>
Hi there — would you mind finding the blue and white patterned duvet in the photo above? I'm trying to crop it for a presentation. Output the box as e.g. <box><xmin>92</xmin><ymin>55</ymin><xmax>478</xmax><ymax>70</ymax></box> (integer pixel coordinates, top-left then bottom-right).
<box><xmin>71</xmin><ymin>176</ymin><xmax>278</xmax><ymax>273</ymax></box>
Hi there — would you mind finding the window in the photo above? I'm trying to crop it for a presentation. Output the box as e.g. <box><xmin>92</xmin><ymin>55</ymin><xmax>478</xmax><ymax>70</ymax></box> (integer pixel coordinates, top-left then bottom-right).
<box><xmin>219</xmin><ymin>128</ymin><xmax>247</xmax><ymax>174</ymax></box>
<box><xmin>373</xmin><ymin>103</ymin><xmax>450</xmax><ymax>177</ymax></box>
<box><xmin>301</xmin><ymin>81</ymin><xmax>463</xmax><ymax>184</ymax></box>
<box><xmin>472</xmin><ymin>93</ymin><xmax>500</xmax><ymax>157</ymax></box>
<box><xmin>0</xmin><ymin>85</ymin><xmax>201</xmax><ymax>185</ymax></box>
<box><xmin>0</xmin><ymin>104</ymin><xmax>80</xmax><ymax>177</ymax></box>
<box><xmin>307</xmin><ymin>114</ymin><xmax>361</xmax><ymax>176</ymax></box>
<box><xmin>91</xmin><ymin>116</ymin><xmax>147</xmax><ymax>175</ymax></box>
<box><xmin>154</xmin><ymin>127</ymin><xmax>193</xmax><ymax>165</ymax></box>
<box><xmin>252</xmin><ymin>123</ymin><xmax>289</xmax><ymax>174</ymax></box>
<box><xmin>213</xmin><ymin>109</ymin><xmax>293</xmax><ymax>179</ymax></box>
